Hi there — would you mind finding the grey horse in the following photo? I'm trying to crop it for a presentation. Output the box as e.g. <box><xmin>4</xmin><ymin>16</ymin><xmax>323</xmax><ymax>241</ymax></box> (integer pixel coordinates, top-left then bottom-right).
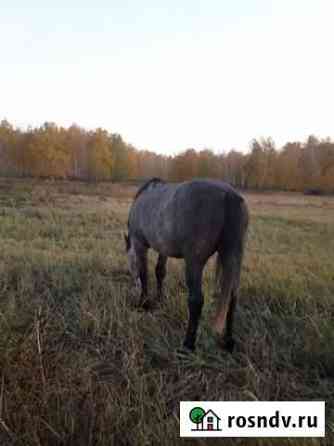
<box><xmin>125</xmin><ymin>178</ymin><xmax>249</xmax><ymax>352</ymax></box>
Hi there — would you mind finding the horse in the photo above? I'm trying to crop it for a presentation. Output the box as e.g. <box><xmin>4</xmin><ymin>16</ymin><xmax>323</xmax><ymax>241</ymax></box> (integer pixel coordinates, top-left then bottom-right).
<box><xmin>124</xmin><ymin>178</ymin><xmax>249</xmax><ymax>352</ymax></box>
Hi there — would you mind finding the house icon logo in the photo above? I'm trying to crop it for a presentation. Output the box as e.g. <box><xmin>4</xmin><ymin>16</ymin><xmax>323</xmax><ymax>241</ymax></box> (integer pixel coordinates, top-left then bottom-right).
<box><xmin>189</xmin><ymin>407</ymin><xmax>222</xmax><ymax>431</ymax></box>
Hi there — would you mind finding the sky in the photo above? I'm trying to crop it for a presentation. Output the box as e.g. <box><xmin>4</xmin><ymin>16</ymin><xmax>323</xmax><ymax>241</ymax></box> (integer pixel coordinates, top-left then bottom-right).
<box><xmin>1</xmin><ymin>0</ymin><xmax>334</xmax><ymax>155</ymax></box>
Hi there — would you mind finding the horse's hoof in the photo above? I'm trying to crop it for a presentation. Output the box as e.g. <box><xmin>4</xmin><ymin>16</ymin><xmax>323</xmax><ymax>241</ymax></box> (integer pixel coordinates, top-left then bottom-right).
<box><xmin>141</xmin><ymin>299</ymin><xmax>156</xmax><ymax>311</ymax></box>
<box><xmin>179</xmin><ymin>340</ymin><xmax>196</xmax><ymax>354</ymax></box>
<box><xmin>156</xmin><ymin>291</ymin><xmax>166</xmax><ymax>301</ymax></box>
<box><xmin>177</xmin><ymin>345</ymin><xmax>194</xmax><ymax>356</ymax></box>
<box><xmin>222</xmin><ymin>337</ymin><xmax>235</xmax><ymax>353</ymax></box>
<box><xmin>213</xmin><ymin>332</ymin><xmax>235</xmax><ymax>353</ymax></box>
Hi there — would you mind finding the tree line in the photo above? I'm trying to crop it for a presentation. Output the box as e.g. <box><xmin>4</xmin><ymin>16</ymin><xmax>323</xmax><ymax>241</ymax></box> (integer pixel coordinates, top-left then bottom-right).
<box><xmin>0</xmin><ymin>119</ymin><xmax>333</xmax><ymax>192</ymax></box>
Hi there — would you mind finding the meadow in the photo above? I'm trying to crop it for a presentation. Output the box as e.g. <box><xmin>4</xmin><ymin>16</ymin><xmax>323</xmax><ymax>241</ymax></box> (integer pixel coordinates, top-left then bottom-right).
<box><xmin>0</xmin><ymin>178</ymin><xmax>333</xmax><ymax>446</ymax></box>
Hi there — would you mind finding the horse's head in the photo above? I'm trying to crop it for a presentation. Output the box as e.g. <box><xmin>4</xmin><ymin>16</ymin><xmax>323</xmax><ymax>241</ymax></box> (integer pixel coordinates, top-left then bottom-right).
<box><xmin>124</xmin><ymin>232</ymin><xmax>142</xmax><ymax>295</ymax></box>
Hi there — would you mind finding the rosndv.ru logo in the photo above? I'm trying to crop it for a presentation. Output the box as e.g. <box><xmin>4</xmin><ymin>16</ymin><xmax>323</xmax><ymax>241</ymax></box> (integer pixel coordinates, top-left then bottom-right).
<box><xmin>180</xmin><ymin>401</ymin><xmax>325</xmax><ymax>437</ymax></box>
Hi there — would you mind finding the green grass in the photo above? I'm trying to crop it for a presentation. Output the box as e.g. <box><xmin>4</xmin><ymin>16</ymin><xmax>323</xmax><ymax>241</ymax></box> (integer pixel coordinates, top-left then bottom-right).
<box><xmin>0</xmin><ymin>179</ymin><xmax>333</xmax><ymax>446</ymax></box>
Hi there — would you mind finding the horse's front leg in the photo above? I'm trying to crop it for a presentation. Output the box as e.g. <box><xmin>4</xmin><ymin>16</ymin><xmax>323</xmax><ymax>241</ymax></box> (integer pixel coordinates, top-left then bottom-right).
<box><xmin>155</xmin><ymin>254</ymin><xmax>167</xmax><ymax>299</ymax></box>
<box><xmin>183</xmin><ymin>260</ymin><xmax>204</xmax><ymax>352</ymax></box>
<box><xmin>137</xmin><ymin>247</ymin><xmax>148</xmax><ymax>305</ymax></box>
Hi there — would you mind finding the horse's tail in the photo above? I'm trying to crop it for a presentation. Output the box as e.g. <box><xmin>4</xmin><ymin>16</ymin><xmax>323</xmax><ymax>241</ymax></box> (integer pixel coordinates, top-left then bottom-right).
<box><xmin>220</xmin><ymin>191</ymin><xmax>249</xmax><ymax>260</ymax></box>
<box><xmin>213</xmin><ymin>192</ymin><xmax>249</xmax><ymax>337</ymax></box>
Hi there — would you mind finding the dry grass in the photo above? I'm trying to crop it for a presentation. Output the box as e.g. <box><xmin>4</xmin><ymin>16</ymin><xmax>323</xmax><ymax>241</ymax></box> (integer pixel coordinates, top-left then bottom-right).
<box><xmin>0</xmin><ymin>178</ymin><xmax>333</xmax><ymax>446</ymax></box>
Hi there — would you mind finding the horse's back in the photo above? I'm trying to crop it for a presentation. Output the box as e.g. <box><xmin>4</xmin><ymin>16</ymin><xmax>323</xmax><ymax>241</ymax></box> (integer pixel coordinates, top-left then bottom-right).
<box><xmin>173</xmin><ymin>180</ymin><xmax>245</xmax><ymax>256</ymax></box>
<box><xmin>129</xmin><ymin>179</ymin><xmax>246</xmax><ymax>259</ymax></box>
<box><xmin>175</xmin><ymin>179</ymin><xmax>243</xmax><ymax>204</ymax></box>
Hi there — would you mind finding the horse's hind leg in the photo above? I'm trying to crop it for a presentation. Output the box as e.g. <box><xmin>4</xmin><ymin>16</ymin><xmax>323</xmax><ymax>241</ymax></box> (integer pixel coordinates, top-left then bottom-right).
<box><xmin>223</xmin><ymin>287</ymin><xmax>238</xmax><ymax>353</ymax></box>
<box><xmin>213</xmin><ymin>251</ymin><xmax>240</xmax><ymax>351</ymax></box>
<box><xmin>183</xmin><ymin>260</ymin><xmax>204</xmax><ymax>351</ymax></box>
<box><xmin>155</xmin><ymin>254</ymin><xmax>167</xmax><ymax>299</ymax></box>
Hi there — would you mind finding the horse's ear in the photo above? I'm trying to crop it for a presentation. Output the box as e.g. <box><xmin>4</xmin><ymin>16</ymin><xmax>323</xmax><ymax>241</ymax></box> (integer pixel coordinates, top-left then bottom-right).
<box><xmin>124</xmin><ymin>232</ymin><xmax>130</xmax><ymax>251</ymax></box>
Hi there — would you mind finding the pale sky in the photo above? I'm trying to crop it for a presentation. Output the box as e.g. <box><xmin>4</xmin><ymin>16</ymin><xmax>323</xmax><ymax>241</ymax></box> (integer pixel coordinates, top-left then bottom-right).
<box><xmin>1</xmin><ymin>0</ymin><xmax>333</xmax><ymax>154</ymax></box>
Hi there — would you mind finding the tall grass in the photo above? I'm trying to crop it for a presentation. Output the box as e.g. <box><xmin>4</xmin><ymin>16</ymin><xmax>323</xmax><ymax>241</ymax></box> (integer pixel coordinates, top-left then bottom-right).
<box><xmin>0</xmin><ymin>179</ymin><xmax>333</xmax><ymax>445</ymax></box>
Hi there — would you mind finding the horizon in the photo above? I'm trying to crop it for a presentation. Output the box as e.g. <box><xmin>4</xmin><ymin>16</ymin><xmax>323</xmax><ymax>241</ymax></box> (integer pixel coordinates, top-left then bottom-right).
<box><xmin>1</xmin><ymin>0</ymin><xmax>334</xmax><ymax>155</ymax></box>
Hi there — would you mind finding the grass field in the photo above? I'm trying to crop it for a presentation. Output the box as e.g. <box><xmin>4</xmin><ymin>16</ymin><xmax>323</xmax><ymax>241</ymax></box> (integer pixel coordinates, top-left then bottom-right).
<box><xmin>0</xmin><ymin>178</ymin><xmax>333</xmax><ymax>446</ymax></box>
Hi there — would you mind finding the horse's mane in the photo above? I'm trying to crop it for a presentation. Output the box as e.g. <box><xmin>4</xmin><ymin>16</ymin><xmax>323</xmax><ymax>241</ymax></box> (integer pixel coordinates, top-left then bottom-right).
<box><xmin>134</xmin><ymin>177</ymin><xmax>165</xmax><ymax>200</ymax></box>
